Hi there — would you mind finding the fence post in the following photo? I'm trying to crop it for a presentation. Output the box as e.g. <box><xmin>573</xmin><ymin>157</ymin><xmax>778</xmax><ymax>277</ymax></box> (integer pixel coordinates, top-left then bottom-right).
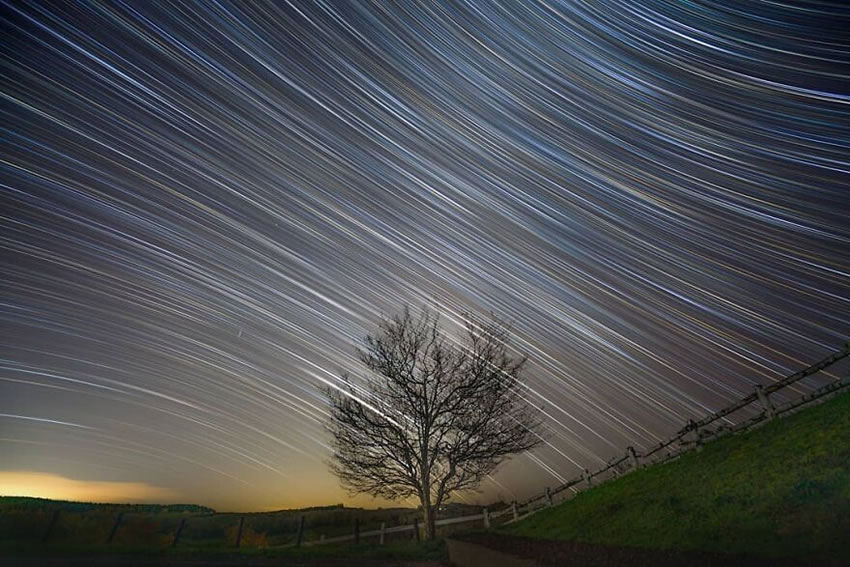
<box><xmin>511</xmin><ymin>501</ymin><xmax>518</xmax><ymax>520</ymax></box>
<box><xmin>379</xmin><ymin>521</ymin><xmax>386</xmax><ymax>545</ymax></box>
<box><xmin>583</xmin><ymin>469</ymin><xmax>592</xmax><ymax>488</ymax></box>
<box><xmin>106</xmin><ymin>512</ymin><xmax>123</xmax><ymax>544</ymax></box>
<box><xmin>684</xmin><ymin>419</ymin><xmax>703</xmax><ymax>452</ymax></box>
<box><xmin>172</xmin><ymin>518</ymin><xmax>186</xmax><ymax>548</ymax></box>
<box><xmin>295</xmin><ymin>515</ymin><xmax>305</xmax><ymax>547</ymax></box>
<box><xmin>354</xmin><ymin>517</ymin><xmax>360</xmax><ymax>545</ymax></box>
<box><xmin>545</xmin><ymin>487</ymin><xmax>553</xmax><ymax>506</ymax></box>
<box><xmin>413</xmin><ymin>518</ymin><xmax>420</xmax><ymax>542</ymax></box>
<box><xmin>627</xmin><ymin>446</ymin><xmax>640</xmax><ymax>469</ymax></box>
<box><xmin>42</xmin><ymin>509</ymin><xmax>60</xmax><ymax>544</ymax></box>
<box><xmin>694</xmin><ymin>423</ymin><xmax>704</xmax><ymax>452</ymax></box>
<box><xmin>482</xmin><ymin>507</ymin><xmax>490</xmax><ymax>528</ymax></box>
<box><xmin>755</xmin><ymin>385</ymin><xmax>776</xmax><ymax>420</ymax></box>
<box><xmin>234</xmin><ymin>516</ymin><xmax>245</xmax><ymax>548</ymax></box>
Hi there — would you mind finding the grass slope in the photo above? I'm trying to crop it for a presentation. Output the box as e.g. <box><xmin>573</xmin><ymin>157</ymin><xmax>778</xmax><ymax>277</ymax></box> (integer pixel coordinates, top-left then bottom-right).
<box><xmin>505</xmin><ymin>390</ymin><xmax>850</xmax><ymax>560</ymax></box>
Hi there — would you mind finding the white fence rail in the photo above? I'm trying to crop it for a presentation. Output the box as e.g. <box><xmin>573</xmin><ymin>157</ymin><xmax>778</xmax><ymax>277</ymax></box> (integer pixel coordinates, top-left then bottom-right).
<box><xmin>297</xmin><ymin>507</ymin><xmax>521</xmax><ymax>547</ymax></box>
<box><xmin>508</xmin><ymin>341</ymin><xmax>850</xmax><ymax>521</ymax></box>
<box><xmin>289</xmin><ymin>341</ymin><xmax>850</xmax><ymax>546</ymax></box>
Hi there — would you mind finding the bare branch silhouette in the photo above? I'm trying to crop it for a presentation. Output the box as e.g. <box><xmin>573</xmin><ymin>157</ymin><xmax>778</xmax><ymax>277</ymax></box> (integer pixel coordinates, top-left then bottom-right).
<box><xmin>323</xmin><ymin>307</ymin><xmax>543</xmax><ymax>540</ymax></box>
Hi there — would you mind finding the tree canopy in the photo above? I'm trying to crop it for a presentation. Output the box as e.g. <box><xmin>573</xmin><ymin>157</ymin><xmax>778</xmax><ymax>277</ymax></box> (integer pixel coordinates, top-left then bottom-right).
<box><xmin>324</xmin><ymin>308</ymin><xmax>543</xmax><ymax>539</ymax></box>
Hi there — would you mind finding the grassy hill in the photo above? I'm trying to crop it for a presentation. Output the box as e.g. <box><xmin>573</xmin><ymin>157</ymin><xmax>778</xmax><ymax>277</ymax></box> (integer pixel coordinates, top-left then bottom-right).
<box><xmin>504</xmin><ymin>390</ymin><xmax>850</xmax><ymax>561</ymax></box>
<box><xmin>0</xmin><ymin>496</ymin><xmax>214</xmax><ymax>515</ymax></box>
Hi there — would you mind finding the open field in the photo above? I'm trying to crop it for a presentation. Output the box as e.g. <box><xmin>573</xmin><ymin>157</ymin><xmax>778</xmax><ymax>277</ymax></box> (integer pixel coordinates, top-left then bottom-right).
<box><xmin>4</xmin><ymin>387</ymin><xmax>846</xmax><ymax>566</ymax></box>
<box><xmin>0</xmin><ymin>494</ymin><xmax>492</xmax><ymax>550</ymax></box>
<box><xmin>501</xmin><ymin>390</ymin><xmax>850</xmax><ymax>563</ymax></box>
<box><xmin>0</xmin><ymin>499</ymin><xmax>428</xmax><ymax>548</ymax></box>
<box><xmin>0</xmin><ymin>498</ymin><xmax>457</xmax><ymax>564</ymax></box>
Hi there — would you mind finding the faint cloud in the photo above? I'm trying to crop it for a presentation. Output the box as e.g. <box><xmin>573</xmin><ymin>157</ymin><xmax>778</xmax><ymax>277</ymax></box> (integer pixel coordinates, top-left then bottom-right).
<box><xmin>0</xmin><ymin>471</ymin><xmax>176</xmax><ymax>503</ymax></box>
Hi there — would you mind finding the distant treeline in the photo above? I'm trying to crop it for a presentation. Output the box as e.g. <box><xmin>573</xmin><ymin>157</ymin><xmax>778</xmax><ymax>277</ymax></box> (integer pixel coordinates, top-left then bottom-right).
<box><xmin>0</xmin><ymin>496</ymin><xmax>499</xmax><ymax>518</ymax></box>
<box><xmin>0</xmin><ymin>496</ymin><xmax>214</xmax><ymax>515</ymax></box>
<box><xmin>268</xmin><ymin>503</ymin><xmax>346</xmax><ymax>513</ymax></box>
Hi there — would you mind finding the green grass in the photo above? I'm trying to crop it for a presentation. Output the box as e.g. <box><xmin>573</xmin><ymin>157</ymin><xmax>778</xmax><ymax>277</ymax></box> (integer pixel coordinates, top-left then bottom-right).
<box><xmin>504</xmin><ymin>390</ymin><xmax>850</xmax><ymax>561</ymax></box>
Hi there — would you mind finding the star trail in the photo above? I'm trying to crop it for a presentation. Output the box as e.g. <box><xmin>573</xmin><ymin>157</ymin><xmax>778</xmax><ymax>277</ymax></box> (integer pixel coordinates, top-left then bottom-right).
<box><xmin>1</xmin><ymin>1</ymin><xmax>848</xmax><ymax>511</ymax></box>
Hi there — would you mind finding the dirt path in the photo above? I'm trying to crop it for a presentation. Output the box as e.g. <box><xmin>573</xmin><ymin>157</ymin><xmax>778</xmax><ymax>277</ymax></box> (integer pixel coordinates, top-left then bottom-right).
<box><xmin>450</xmin><ymin>533</ymin><xmax>843</xmax><ymax>567</ymax></box>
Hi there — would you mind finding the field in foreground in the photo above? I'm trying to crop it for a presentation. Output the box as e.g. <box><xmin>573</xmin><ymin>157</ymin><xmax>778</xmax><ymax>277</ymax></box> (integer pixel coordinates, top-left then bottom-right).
<box><xmin>502</xmin><ymin>389</ymin><xmax>850</xmax><ymax>562</ymax></box>
<box><xmin>0</xmin><ymin>495</ymin><xmax>456</xmax><ymax>564</ymax></box>
<box><xmin>0</xmin><ymin>498</ymin><xmax>433</xmax><ymax>548</ymax></box>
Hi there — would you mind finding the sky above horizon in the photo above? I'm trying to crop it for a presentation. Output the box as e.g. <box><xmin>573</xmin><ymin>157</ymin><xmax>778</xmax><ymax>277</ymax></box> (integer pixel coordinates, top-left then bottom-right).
<box><xmin>2</xmin><ymin>1</ymin><xmax>848</xmax><ymax>512</ymax></box>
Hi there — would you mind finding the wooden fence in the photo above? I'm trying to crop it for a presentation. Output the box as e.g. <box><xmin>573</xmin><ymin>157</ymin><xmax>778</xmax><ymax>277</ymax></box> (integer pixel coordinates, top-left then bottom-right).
<box><xmin>30</xmin><ymin>506</ymin><xmax>515</xmax><ymax>548</ymax></box>
<box><xmin>272</xmin><ymin>340</ymin><xmax>850</xmax><ymax>545</ymax></box>
<box><xmin>28</xmin><ymin>341</ymin><xmax>849</xmax><ymax>549</ymax></box>
<box><xmin>292</xmin><ymin>507</ymin><xmax>517</xmax><ymax>547</ymax></box>
<box><xmin>508</xmin><ymin>341</ymin><xmax>850</xmax><ymax>522</ymax></box>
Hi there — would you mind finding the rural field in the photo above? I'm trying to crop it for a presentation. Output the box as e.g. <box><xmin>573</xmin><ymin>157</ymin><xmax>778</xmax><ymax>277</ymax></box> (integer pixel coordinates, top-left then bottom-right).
<box><xmin>490</xmin><ymin>389</ymin><xmax>850</xmax><ymax>565</ymax></box>
<box><xmin>0</xmin><ymin>496</ymin><xmax>490</xmax><ymax>565</ymax></box>
<box><xmin>3</xmin><ymin>2</ymin><xmax>848</xmax><ymax>566</ymax></box>
<box><xmin>3</xmin><ymin>391</ymin><xmax>848</xmax><ymax>565</ymax></box>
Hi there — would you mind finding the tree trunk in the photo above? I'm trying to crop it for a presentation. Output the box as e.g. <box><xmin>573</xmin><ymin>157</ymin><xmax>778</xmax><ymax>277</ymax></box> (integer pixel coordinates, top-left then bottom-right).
<box><xmin>422</xmin><ymin>499</ymin><xmax>436</xmax><ymax>540</ymax></box>
<box><xmin>421</xmin><ymin>463</ymin><xmax>437</xmax><ymax>540</ymax></box>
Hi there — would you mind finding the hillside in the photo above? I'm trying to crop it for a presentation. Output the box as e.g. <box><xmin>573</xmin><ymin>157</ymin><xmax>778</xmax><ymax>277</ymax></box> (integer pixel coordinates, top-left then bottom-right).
<box><xmin>0</xmin><ymin>497</ymin><xmax>215</xmax><ymax>516</ymax></box>
<box><xmin>503</xmin><ymin>389</ymin><xmax>850</xmax><ymax>561</ymax></box>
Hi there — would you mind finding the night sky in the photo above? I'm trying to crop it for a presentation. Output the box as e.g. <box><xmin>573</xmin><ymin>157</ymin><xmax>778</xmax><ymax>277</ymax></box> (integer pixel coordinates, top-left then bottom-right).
<box><xmin>2</xmin><ymin>1</ymin><xmax>848</xmax><ymax>512</ymax></box>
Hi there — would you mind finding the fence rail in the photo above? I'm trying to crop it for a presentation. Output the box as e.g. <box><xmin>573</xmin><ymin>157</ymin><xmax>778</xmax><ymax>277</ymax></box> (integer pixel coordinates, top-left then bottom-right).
<box><xmin>297</xmin><ymin>506</ymin><xmax>520</xmax><ymax>546</ymax></box>
<box><xmin>509</xmin><ymin>341</ymin><xmax>850</xmax><ymax>519</ymax></box>
<box><xmin>19</xmin><ymin>341</ymin><xmax>849</xmax><ymax>549</ymax></box>
<box><xmin>286</xmin><ymin>340</ymin><xmax>850</xmax><ymax>541</ymax></box>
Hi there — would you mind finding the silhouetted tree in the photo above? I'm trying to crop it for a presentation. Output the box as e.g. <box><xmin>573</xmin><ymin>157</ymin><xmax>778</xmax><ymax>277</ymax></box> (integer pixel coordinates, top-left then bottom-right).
<box><xmin>324</xmin><ymin>308</ymin><xmax>543</xmax><ymax>540</ymax></box>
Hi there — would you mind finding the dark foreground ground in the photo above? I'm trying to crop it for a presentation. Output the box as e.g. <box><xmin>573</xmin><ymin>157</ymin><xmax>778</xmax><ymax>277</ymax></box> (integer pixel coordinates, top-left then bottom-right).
<box><xmin>6</xmin><ymin>534</ymin><xmax>845</xmax><ymax>567</ymax></box>
<box><xmin>451</xmin><ymin>533</ymin><xmax>846</xmax><ymax>567</ymax></box>
<box><xmin>0</xmin><ymin>554</ymin><xmax>447</xmax><ymax>567</ymax></box>
<box><xmin>7</xmin><ymin>536</ymin><xmax>846</xmax><ymax>567</ymax></box>
<box><xmin>0</xmin><ymin>538</ymin><xmax>450</xmax><ymax>566</ymax></box>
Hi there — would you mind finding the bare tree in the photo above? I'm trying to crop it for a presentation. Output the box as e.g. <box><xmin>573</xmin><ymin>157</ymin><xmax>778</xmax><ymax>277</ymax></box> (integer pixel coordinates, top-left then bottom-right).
<box><xmin>323</xmin><ymin>308</ymin><xmax>543</xmax><ymax>540</ymax></box>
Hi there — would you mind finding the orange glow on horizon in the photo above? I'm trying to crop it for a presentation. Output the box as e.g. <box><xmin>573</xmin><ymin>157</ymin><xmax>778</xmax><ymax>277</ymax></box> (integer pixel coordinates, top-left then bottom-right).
<box><xmin>0</xmin><ymin>471</ymin><xmax>176</xmax><ymax>504</ymax></box>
